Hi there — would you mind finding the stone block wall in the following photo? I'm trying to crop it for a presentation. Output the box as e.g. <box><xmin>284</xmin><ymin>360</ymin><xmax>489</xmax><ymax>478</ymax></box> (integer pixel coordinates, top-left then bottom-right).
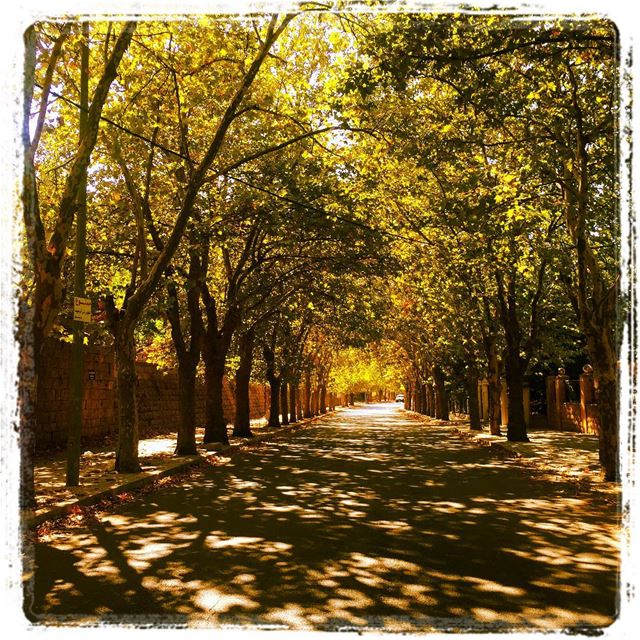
<box><xmin>35</xmin><ymin>339</ymin><xmax>269</xmax><ymax>452</ymax></box>
<box><xmin>546</xmin><ymin>372</ymin><xmax>600</xmax><ymax>435</ymax></box>
<box><xmin>560</xmin><ymin>402</ymin><xmax>583</xmax><ymax>432</ymax></box>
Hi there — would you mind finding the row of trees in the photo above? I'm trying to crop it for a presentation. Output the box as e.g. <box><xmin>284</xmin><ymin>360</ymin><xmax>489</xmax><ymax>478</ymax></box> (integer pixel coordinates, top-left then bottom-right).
<box><xmin>20</xmin><ymin>14</ymin><xmax>394</xmax><ymax>504</ymax></box>
<box><xmin>19</xmin><ymin>11</ymin><xmax>621</xmax><ymax>502</ymax></box>
<box><xmin>337</xmin><ymin>13</ymin><xmax>620</xmax><ymax>480</ymax></box>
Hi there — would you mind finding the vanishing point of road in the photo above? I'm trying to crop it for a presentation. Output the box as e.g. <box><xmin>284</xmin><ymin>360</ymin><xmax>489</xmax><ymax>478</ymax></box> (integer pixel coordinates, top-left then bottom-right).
<box><xmin>27</xmin><ymin>403</ymin><xmax>619</xmax><ymax>631</ymax></box>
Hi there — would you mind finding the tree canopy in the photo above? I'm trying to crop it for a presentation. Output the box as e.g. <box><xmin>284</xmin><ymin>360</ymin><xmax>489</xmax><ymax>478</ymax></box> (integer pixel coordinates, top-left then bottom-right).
<box><xmin>18</xmin><ymin>9</ymin><xmax>622</xmax><ymax>483</ymax></box>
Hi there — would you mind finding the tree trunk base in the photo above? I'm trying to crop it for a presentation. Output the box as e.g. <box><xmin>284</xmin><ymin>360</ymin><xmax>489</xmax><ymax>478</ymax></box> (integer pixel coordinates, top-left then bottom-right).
<box><xmin>203</xmin><ymin>428</ymin><xmax>230</xmax><ymax>446</ymax></box>
<box><xmin>232</xmin><ymin>427</ymin><xmax>254</xmax><ymax>438</ymax></box>
<box><xmin>174</xmin><ymin>444</ymin><xmax>198</xmax><ymax>456</ymax></box>
<box><xmin>115</xmin><ymin>459</ymin><xmax>142</xmax><ymax>473</ymax></box>
<box><xmin>506</xmin><ymin>433</ymin><xmax>530</xmax><ymax>443</ymax></box>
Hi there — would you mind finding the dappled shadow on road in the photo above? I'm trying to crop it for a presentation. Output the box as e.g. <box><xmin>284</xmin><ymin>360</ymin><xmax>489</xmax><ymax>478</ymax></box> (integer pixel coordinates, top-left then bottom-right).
<box><xmin>33</xmin><ymin>419</ymin><xmax>269</xmax><ymax>511</ymax></box>
<box><xmin>29</xmin><ymin>404</ymin><xmax>619</xmax><ymax>631</ymax></box>
<box><xmin>504</xmin><ymin>430</ymin><xmax>602</xmax><ymax>475</ymax></box>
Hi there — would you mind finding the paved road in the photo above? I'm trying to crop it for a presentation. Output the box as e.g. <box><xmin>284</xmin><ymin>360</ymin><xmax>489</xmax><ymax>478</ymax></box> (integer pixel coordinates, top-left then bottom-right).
<box><xmin>27</xmin><ymin>404</ymin><xmax>619</xmax><ymax>631</ymax></box>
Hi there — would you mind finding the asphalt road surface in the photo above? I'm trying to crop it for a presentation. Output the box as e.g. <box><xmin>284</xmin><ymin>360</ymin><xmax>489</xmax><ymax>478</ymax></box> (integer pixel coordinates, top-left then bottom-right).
<box><xmin>27</xmin><ymin>404</ymin><xmax>620</xmax><ymax>631</ymax></box>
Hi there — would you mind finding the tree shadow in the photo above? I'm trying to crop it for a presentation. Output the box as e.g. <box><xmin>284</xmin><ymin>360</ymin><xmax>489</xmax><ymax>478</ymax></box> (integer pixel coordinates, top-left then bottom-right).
<box><xmin>29</xmin><ymin>405</ymin><xmax>620</xmax><ymax>631</ymax></box>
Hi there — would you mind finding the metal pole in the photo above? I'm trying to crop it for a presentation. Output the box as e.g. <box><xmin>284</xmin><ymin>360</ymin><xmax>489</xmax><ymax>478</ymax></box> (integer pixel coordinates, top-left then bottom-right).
<box><xmin>66</xmin><ymin>23</ymin><xmax>89</xmax><ymax>486</ymax></box>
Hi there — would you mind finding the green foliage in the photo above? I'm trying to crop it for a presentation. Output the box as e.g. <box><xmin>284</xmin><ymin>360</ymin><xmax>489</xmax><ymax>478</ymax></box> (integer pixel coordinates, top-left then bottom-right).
<box><xmin>25</xmin><ymin>12</ymin><xmax>617</xmax><ymax>398</ymax></box>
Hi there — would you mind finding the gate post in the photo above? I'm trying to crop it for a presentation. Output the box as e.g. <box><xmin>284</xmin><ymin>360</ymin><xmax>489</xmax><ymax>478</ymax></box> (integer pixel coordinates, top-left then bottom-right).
<box><xmin>555</xmin><ymin>368</ymin><xmax>568</xmax><ymax>429</ymax></box>
<box><xmin>580</xmin><ymin>364</ymin><xmax>595</xmax><ymax>433</ymax></box>
<box><xmin>500</xmin><ymin>379</ymin><xmax>508</xmax><ymax>427</ymax></box>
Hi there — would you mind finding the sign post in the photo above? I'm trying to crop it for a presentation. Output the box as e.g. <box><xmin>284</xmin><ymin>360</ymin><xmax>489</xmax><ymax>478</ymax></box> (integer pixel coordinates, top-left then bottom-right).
<box><xmin>66</xmin><ymin>24</ymin><xmax>89</xmax><ymax>487</ymax></box>
<box><xmin>73</xmin><ymin>297</ymin><xmax>92</xmax><ymax>322</ymax></box>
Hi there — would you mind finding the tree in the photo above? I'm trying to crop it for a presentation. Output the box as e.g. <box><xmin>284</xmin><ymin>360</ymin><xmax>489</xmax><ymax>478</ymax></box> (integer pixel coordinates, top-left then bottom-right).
<box><xmin>20</xmin><ymin>21</ymin><xmax>135</xmax><ymax>504</ymax></box>
<box><xmin>339</xmin><ymin>13</ymin><xmax>619</xmax><ymax>472</ymax></box>
<box><xmin>101</xmin><ymin>15</ymin><xmax>294</xmax><ymax>470</ymax></box>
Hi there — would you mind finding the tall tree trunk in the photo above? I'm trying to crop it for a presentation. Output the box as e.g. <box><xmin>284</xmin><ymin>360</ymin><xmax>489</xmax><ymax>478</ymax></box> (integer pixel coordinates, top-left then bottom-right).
<box><xmin>166</xmin><ymin>252</ymin><xmax>204</xmax><ymax>456</ymax></box>
<box><xmin>481</xmin><ymin>295</ymin><xmax>503</xmax><ymax>436</ymax></box>
<box><xmin>595</xmin><ymin>372</ymin><xmax>617</xmax><ymax>481</ymax></box>
<box><xmin>466</xmin><ymin>370</ymin><xmax>481</xmax><ymax>430</ymax></box>
<box><xmin>580</xmin><ymin>319</ymin><xmax>618</xmax><ymax>480</ymax></box>
<box><xmin>203</xmin><ymin>344</ymin><xmax>229</xmax><ymax>445</ymax></box>
<box><xmin>304</xmin><ymin>370</ymin><xmax>312</xmax><ymax>418</ymax></box>
<box><xmin>233</xmin><ymin>327</ymin><xmax>255</xmax><ymax>438</ymax></box>
<box><xmin>580</xmin><ymin>314</ymin><xmax>618</xmax><ymax>480</ymax></box>
<box><xmin>114</xmin><ymin>324</ymin><xmax>141</xmax><ymax>472</ymax></box>
<box><xmin>280</xmin><ymin>379</ymin><xmax>289</xmax><ymax>425</ymax></box>
<box><xmin>319</xmin><ymin>384</ymin><xmax>327</xmax><ymax>414</ymax></box>
<box><xmin>173</xmin><ymin>349</ymin><xmax>200</xmax><ymax>456</ymax></box>
<box><xmin>17</xmin><ymin>301</ymin><xmax>37</xmax><ymax>510</ymax></box>
<box><xmin>494</xmin><ymin>267</ymin><xmax>539</xmax><ymax>443</ymax></box>
<box><xmin>176</xmin><ymin>360</ymin><xmax>198</xmax><ymax>454</ymax></box>
<box><xmin>433</xmin><ymin>366</ymin><xmax>449</xmax><ymax>421</ymax></box>
<box><xmin>427</xmin><ymin>383</ymin><xmax>436</xmax><ymax>417</ymax></box>
<box><xmin>264</xmin><ymin>344</ymin><xmax>280</xmax><ymax>428</ymax></box>
<box><xmin>562</xmin><ymin>81</ymin><xmax>618</xmax><ymax>481</ymax></box>
<box><xmin>486</xmin><ymin>343</ymin><xmax>502</xmax><ymax>436</ymax></box>
<box><xmin>268</xmin><ymin>377</ymin><xmax>281</xmax><ymax>427</ymax></box>
<box><xmin>19</xmin><ymin>27</ymin><xmax>39</xmax><ymax>510</ymax></box>
<box><xmin>419</xmin><ymin>383</ymin><xmax>428</xmax><ymax>415</ymax></box>
<box><xmin>497</xmin><ymin>271</ymin><xmax>530</xmax><ymax>442</ymax></box>
<box><xmin>311</xmin><ymin>387</ymin><xmax>318</xmax><ymax>417</ymax></box>
<box><xmin>66</xmin><ymin>22</ymin><xmax>90</xmax><ymax>487</ymax></box>
<box><xmin>289</xmin><ymin>383</ymin><xmax>297</xmax><ymax>423</ymax></box>
<box><xmin>504</xmin><ymin>347</ymin><xmax>529</xmax><ymax>442</ymax></box>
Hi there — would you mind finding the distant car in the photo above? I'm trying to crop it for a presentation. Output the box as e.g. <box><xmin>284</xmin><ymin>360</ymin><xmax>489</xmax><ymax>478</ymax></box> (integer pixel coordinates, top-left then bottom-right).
<box><xmin>395</xmin><ymin>394</ymin><xmax>404</xmax><ymax>403</ymax></box>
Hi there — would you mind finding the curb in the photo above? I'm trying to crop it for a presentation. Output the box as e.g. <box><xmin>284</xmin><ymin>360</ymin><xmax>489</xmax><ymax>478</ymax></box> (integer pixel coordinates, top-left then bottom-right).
<box><xmin>25</xmin><ymin>409</ymin><xmax>340</xmax><ymax>529</ymax></box>
<box><xmin>26</xmin><ymin>455</ymin><xmax>204</xmax><ymax>528</ymax></box>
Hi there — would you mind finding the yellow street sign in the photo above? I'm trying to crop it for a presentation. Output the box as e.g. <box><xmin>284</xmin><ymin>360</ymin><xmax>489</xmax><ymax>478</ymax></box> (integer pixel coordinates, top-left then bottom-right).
<box><xmin>73</xmin><ymin>296</ymin><xmax>92</xmax><ymax>323</ymax></box>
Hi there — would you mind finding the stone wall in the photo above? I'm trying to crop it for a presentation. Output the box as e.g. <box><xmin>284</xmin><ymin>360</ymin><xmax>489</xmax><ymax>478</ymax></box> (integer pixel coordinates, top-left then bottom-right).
<box><xmin>556</xmin><ymin>401</ymin><xmax>600</xmax><ymax>436</ymax></box>
<box><xmin>546</xmin><ymin>372</ymin><xmax>600</xmax><ymax>435</ymax></box>
<box><xmin>560</xmin><ymin>402</ymin><xmax>583</xmax><ymax>432</ymax></box>
<box><xmin>473</xmin><ymin>374</ymin><xmax>601</xmax><ymax>435</ymax></box>
<box><xmin>35</xmin><ymin>339</ymin><xmax>269</xmax><ymax>452</ymax></box>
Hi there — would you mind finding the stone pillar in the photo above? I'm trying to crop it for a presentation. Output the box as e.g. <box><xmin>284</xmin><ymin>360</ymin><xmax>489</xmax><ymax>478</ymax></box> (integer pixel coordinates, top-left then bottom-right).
<box><xmin>580</xmin><ymin>364</ymin><xmax>595</xmax><ymax>433</ymax></box>
<box><xmin>555</xmin><ymin>368</ymin><xmax>568</xmax><ymax>429</ymax></box>
<box><xmin>478</xmin><ymin>379</ymin><xmax>488</xmax><ymax>420</ymax></box>
<box><xmin>263</xmin><ymin>384</ymin><xmax>269</xmax><ymax>419</ymax></box>
<box><xmin>500</xmin><ymin>379</ymin><xmax>508</xmax><ymax>427</ymax></box>
<box><xmin>546</xmin><ymin>375</ymin><xmax>557</xmax><ymax>427</ymax></box>
<box><xmin>420</xmin><ymin>384</ymin><xmax>428</xmax><ymax>415</ymax></box>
